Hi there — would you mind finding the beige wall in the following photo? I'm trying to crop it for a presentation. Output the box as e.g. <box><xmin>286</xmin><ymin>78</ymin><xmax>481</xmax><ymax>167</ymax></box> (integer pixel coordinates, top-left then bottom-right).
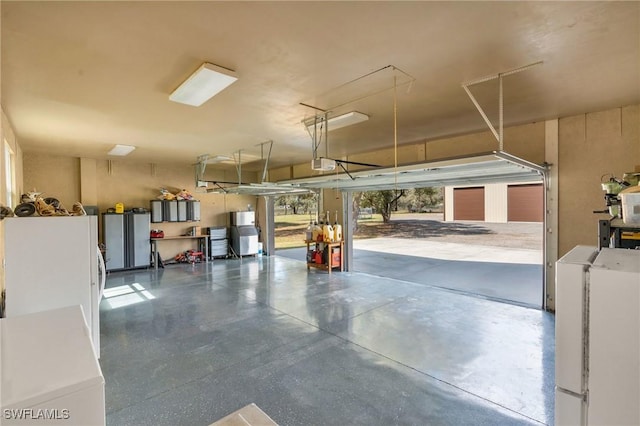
<box><xmin>426</xmin><ymin>122</ymin><xmax>545</xmax><ymax>164</ymax></box>
<box><xmin>22</xmin><ymin>154</ymin><xmax>260</xmax><ymax>260</ymax></box>
<box><xmin>484</xmin><ymin>183</ymin><xmax>509</xmax><ymax>223</ymax></box>
<box><xmin>23</xmin><ymin>153</ymin><xmax>81</xmax><ymax>206</ymax></box>
<box><xmin>348</xmin><ymin>143</ymin><xmax>427</xmax><ymax>171</ymax></box>
<box><xmin>558</xmin><ymin>105</ymin><xmax>640</xmax><ymax>257</ymax></box>
<box><xmin>268</xmin><ymin>165</ymin><xmax>292</xmax><ymax>182</ymax></box>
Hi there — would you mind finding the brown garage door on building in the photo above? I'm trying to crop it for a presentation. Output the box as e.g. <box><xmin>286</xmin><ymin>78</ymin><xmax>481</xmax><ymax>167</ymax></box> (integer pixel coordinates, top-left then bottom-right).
<box><xmin>508</xmin><ymin>184</ymin><xmax>543</xmax><ymax>222</ymax></box>
<box><xmin>453</xmin><ymin>187</ymin><xmax>485</xmax><ymax>220</ymax></box>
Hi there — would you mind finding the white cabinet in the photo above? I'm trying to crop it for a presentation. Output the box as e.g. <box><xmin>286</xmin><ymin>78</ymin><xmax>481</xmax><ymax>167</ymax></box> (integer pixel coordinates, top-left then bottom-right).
<box><xmin>555</xmin><ymin>246</ymin><xmax>640</xmax><ymax>425</ymax></box>
<box><xmin>1</xmin><ymin>306</ymin><xmax>105</xmax><ymax>425</ymax></box>
<box><xmin>4</xmin><ymin>216</ymin><xmax>103</xmax><ymax>357</ymax></box>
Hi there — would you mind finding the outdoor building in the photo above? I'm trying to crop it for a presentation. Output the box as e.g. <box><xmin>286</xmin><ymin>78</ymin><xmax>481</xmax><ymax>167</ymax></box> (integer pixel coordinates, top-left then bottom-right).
<box><xmin>444</xmin><ymin>182</ymin><xmax>544</xmax><ymax>222</ymax></box>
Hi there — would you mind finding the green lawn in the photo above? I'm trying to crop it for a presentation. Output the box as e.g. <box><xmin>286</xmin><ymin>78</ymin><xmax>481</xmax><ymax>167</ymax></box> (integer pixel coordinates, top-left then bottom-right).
<box><xmin>274</xmin><ymin>214</ymin><xmax>313</xmax><ymax>248</ymax></box>
<box><xmin>274</xmin><ymin>213</ymin><xmax>386</xmax><ymax>249</ymax></box>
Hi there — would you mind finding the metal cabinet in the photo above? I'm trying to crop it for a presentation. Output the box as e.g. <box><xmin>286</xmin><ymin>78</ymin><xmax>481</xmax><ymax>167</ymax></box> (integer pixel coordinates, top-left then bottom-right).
<box><xmin>102</xmin><ymin>212</ymin><xmax>150</xmax><ymax>271</ymax></box>
<box><xmin>150</xmin><ymin>200</ymin><xmax>200</xmax><ymax>223</ymax></box>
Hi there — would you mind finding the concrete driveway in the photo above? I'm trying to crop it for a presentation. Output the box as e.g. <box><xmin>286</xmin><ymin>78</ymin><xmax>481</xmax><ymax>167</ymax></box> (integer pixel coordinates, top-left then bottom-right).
<box><xmin>276</xmin><ymin>216</ymin><xmax>544</xmax><ymax>308</ymax></box>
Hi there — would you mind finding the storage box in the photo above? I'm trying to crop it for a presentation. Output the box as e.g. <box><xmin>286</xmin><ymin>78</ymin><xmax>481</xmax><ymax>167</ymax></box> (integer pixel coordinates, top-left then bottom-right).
<box><xmin>620</xmin><ymin>191</ymin><xmax>640</xmax><ymax>224</ymax></box>
<box><xmin>331</xmin><ymin>247</ymin><xmax>341</xmax><ymax>267</ymax></box>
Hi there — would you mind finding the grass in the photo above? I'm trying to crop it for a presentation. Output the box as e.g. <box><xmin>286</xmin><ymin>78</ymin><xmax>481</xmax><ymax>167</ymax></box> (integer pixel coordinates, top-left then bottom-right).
<box><xmin>274</xmin><ymin>212</ymin><xmax>387</xmax><ymax>249</ymax></box>
<box><xmin>274</xmin><ymin>214</ymin><xmax>317</xmax><ymax>249</ymax></box>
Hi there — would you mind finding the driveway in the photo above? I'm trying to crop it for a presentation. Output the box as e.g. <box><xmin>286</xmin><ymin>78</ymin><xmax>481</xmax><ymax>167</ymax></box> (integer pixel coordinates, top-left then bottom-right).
<box><xmin>277</xmin><ymin>215</ymin><xmax>544</xmax><ymax>308</ymax></box>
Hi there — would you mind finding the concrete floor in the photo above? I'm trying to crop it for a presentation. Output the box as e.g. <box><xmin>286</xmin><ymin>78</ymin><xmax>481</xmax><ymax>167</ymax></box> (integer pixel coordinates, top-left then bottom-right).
<box><xmin>278</xmin><ymin>238</ymin><xmax>543</xmax><ymax>307</ymax></box>
<box><xmin>101</xmin><ymin>257</ymin><xmax>554</xmax><ymax>425</ymax></box>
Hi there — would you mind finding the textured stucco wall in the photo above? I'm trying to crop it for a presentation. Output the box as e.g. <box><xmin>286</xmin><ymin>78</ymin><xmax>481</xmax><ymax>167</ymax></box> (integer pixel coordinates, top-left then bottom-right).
<box><xmin>558</xmin><ymin>105</ymin><xmax>640</xmax><ymax>257</ymax></box>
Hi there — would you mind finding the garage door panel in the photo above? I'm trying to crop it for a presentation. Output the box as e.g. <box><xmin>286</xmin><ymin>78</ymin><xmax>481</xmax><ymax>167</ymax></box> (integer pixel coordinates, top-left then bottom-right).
<box><xmin>454</xmin><ymin>187</ymin><xmax>485</xmax><ymax>220</ymax></box>
<box><xmin>508</xmin><ymin>184</ymin><xmax>543</xmax><ymax>222</ymax></box>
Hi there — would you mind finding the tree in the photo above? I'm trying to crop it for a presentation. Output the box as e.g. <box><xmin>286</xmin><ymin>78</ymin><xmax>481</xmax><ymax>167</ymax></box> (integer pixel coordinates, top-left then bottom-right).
<box><xmin>275</xmin><ymin>195</ymin><xmax>291</xmax><ymax>215</ymax></box>
<box><xmin>351</xmin><ymin>191</ymin><xmax>364</xmax><ymax>233</ymax></box>
<box><xmin>359</xmin><ymin>189</ymin><xmax>405</xmax><ymax>223</ymax></box>
<box><xmin>409</xmin><ymin>187</ymin><xmax>443</xmax><ymax>211</ymax></box>
<box><xmin>276</xmin><ymin>193</ymin><xmax>317</xmax><ymax>215</ymax></box>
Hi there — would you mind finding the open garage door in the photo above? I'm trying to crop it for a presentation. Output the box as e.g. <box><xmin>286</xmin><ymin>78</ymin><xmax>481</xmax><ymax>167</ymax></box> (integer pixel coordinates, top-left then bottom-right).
<box><xmin>453</xmin><ymin>187</ymin><xmax>485</xmax><ymax>220</ymax></box>
<box><xmin>278</xmin><ymin>151</ymin><xmax>546</xmax><ymax>192</ymax></box>
<box><xmin>275</xmin><ymin>151</ymin><xmax>548</xmax><ymax>309</ymax></box>
<box><xmin>508</xmin><ymin>184</ymin><xmax>543</xmax><ymax>222</ymax></box>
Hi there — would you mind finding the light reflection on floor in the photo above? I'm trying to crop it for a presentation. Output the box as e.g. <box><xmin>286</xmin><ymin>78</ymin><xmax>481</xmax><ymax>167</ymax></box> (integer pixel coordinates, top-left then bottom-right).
<box><xmin>101</xmin><ymin>256</ymin><xmax>554</xmax><ymax>426</ymax></box>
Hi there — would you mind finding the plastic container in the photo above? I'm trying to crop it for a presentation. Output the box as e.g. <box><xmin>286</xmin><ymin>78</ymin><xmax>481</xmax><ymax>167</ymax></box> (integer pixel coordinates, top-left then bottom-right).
<box><xmin>323</xmin><ymin>222</ymin><xmax>334</xmax><ymax>243</ymax></box>
<box><xmin>333</xmin><ymin>223</ymin><xmax>342</xmax><ymax>242</ymax></box>
<box><xmin>115</xmin><ymin>203</ymin><xmax>124</xmax><ymax>214</ymax></box>
<box><xmin>305</xmin><ymin>222</ymin><xmax>313</xmax><ymax>241</ymax></box>
<box><xmin>312</xmin><ymin>222</ymin><xmax>321</xmax><ymax>242</ymax></box>
<box><xmin>332</xmin><ymin>211</ymin><xmax>342</xmax><ymax>242</ymax></box>
<box><xmin>620</xmin><ymin>188</ymin><xmax>640</xmax><ymax>224</ymax></box>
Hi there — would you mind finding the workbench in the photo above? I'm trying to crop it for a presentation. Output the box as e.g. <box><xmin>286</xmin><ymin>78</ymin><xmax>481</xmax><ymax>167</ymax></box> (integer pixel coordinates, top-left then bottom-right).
<box><xmin>151</xmin><ymin>235</ymin><xmax>209</xmax><ymax>269</ymax></box>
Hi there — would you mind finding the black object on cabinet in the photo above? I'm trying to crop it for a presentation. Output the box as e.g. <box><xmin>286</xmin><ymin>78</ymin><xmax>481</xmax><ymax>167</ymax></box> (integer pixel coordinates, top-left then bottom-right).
<box><xmin>102</xmin><ymin>212</ymin><xmax>151</xmax><ymax>271</ymax></box>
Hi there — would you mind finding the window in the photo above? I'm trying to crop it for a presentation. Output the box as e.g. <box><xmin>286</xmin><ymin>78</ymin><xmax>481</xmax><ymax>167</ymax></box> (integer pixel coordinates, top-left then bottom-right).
<box><xmin>5</xmin><ymin>140</ymin><xmax>15</xmax><ymax>208</ymax></box>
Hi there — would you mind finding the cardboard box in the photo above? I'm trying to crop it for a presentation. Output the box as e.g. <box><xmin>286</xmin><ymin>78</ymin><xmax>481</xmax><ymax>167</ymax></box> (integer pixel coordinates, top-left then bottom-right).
<box><xmin>621</xmin><ymin>191</ymin><xmax>640</xmax><ymax>224</ymax></box>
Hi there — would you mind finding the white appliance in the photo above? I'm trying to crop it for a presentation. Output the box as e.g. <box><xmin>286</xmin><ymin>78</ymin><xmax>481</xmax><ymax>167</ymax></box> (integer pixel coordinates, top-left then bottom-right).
<box><xmin>555</xmin><ymin>246</ymin><xmax>640</xmax><ymax>425</ymax></box>
<box><xmin>3</xmin><ymin>216</ymin><xmax>105</xmax><ymax>357</ymax></box>
<box><xmin>230</xmin><ymin>210</ymin><xmax>255</xmax><ymax>226</ymax></box>
<box><xmin>1</xmin><ymin>305</ymin><xmax>105</xmax><ymax>425</ymax></box>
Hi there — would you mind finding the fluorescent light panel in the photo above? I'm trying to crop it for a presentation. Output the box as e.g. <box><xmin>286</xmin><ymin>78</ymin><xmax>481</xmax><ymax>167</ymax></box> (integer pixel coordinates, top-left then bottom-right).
<box><xmin>108</xmin><ymin>144</ymin><xmax>136</xmax><ymax>156</ymax></box>
<box><xmin>305</xmin><ymin>111</ymin><xmax>369</xmax><ymax>132</ymax></box>
<box><xmin>170</xmin><ymin>63</ymin><xmax>238</xmax><ymax>107</ymax></box>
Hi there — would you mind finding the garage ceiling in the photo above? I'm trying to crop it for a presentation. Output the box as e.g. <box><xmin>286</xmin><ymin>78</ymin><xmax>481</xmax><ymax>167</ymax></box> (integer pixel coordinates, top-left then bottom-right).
<box><xmin>277</xmin><ymin>151</ymin><xmax>545</xmax><ymax>192</ymax></box>
<box><xmin>1</xmin><ymin>2</ymin><xmax>638</xmax><ymax>169</ymax></box>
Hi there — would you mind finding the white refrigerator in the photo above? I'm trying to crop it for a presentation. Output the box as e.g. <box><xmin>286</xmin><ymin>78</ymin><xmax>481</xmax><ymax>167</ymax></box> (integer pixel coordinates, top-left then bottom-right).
<box><xmin>555</xmin><ymin>246</ymin><xmax>640</xmax><ymax>425</ymax></box>
<box><xmin>3</xmin><ymin>216</ymin><xmax>105</xmax><ymax>357</ymax></box>
<box><xmin>1</xmin><ymin>305</ymin><xmax>105</xmax><ymax>425</ymax></box>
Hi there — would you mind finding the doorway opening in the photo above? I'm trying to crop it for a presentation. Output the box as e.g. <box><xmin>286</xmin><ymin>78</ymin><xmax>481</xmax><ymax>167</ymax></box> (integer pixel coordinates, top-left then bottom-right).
<box><xmin>273</xmin><ymin>193</ymin><xmax>319</xmax><ymax>249</ymax></box>
<box><xmin>350</xmin><ymin>184</ymin><xmax>544</xmax><ymax>308</ymax></box>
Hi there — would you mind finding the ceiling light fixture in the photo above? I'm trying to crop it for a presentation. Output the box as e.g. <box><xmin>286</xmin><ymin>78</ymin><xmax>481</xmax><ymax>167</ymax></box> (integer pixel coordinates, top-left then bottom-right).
<box><xmin>169</xmin><ymin>63</ymin><xmax>238</xmax><ymax>107</ymax></box>
<box><xmin>107</xmin><ymin>144</ymin><xmax>136</xmax><ymax>156</ymax></box>
<box><xmin>304</xmin><ymin>111</ymin><xmax>369</xmax><ymax>132</ymax></box>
